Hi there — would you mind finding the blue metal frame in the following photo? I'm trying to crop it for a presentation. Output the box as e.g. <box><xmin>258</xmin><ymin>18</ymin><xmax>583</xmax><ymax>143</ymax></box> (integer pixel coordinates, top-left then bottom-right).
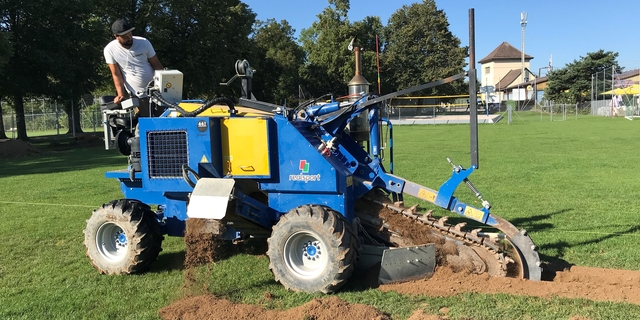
<box><xmin>105</xmin><ymin>91</ymin><xmax>492</xmax><ymax>236</ymax></box>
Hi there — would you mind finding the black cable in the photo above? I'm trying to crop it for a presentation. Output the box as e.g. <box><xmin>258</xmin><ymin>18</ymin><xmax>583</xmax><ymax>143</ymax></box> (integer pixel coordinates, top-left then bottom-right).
<box><xmin>151</xmin><ymin>91</ymin><xmax>236</xmax><ymax>117</ymax></box>
<box><xmin>181</xmin><ymin>164</ymin><xmax>200</xmax><ymax>188</ymax></box>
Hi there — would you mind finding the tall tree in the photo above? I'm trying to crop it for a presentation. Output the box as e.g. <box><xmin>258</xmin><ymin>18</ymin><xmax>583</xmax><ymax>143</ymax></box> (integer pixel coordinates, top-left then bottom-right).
<box><xmin>545</xmin><ymin>50</ymin><xmax>620</xmax><ymax>103</ymax></box>
<box><xmin>351</xmin><ymin>16</ymin><xmax>384</xmax><ymax>94</ymax></box>
<box><xmin>250</xmin><ymin>19</ymin><xmax>305</xmax><ymax>106</ymax></box>
<box><xmin>381</xmin><ymin>0</ymin><xmax>467</xmax><ymax>95</ymax></box>
<box><xmin>299</xmin><ymin>0</ymin><xmax>353</xmax><ymax>98</ymax></box>
<box><xmin>145</xmin><ymin>0</ymin><xmax>256</xmax><ymax>99</ymax></box>
<box><xmin>0</xmin><ymin>31</ymin><xmax>13</xmax><ymax>139</ymax></box>
<box><xmin>0</xmin><ymin>0</ymin><xmax>103</xmax><ymax>140</ymax></box>
<box><xmin>47</xmin><ymin>5</ymin><xmax>104</xmax><ymax>134</ymax></box>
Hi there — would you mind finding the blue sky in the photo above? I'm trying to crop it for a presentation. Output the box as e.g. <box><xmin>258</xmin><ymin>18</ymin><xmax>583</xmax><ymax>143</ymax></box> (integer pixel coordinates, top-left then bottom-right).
<box><xmin>242</xmin><ymin>0</ymin><xmax>640</xmax><ymax>75</ymax></box>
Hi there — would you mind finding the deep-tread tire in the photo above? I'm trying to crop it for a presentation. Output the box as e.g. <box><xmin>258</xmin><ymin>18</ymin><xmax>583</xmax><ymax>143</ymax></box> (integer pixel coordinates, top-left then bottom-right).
<box><xmin>84</xmin><ymin>199</ymin><xmax>164</xmax><ymax>274</ymax></box>
<box><xmin>266</xmin><ymin>205</ymin><xmax>358</xmax><ymax>293</ymax></box>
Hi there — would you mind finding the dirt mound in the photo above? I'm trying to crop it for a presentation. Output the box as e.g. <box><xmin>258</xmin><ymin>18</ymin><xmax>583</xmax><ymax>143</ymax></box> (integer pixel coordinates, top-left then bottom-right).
<box><xmin>381</xmin><ymin>265</ymin><xmax>640</xmax><ymax>305</ymax></box>
<box><xmin>184</xmin><ymin>219</ymin><xmax>230</xmax><ymax>268</ymax></box>
<box><xmin>159</xmin><ymin>295</ymin><xmax>392</xmax><ymax>320</ymax></box>
<box><xmin>0</xmin><ymin>139</ymin><xmax>45</xmax><ymax>159</ymax></box>
<box><xmin>162</xmin><ymin>263</ymin><xmax>635</xmax><ymax>319</ymax></box>
<box><xmin>183</xmin><ymin>218</ymin><xmax>268</xmax><ymax>269</ymax></box>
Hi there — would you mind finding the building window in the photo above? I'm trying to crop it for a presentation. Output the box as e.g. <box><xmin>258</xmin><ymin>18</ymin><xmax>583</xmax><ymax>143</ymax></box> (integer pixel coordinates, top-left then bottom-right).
<box><xmin>485</xmin><ymin>66</ymin><xmax>490</xmax><ymax>74</ymax></box>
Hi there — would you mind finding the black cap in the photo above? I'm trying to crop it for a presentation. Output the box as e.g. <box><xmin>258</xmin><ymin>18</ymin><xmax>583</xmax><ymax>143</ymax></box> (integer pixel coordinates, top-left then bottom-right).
<box><xmin>111</xmin><ymin>19</ymin><xmax>135</xmax><ymax>36</ymax></box>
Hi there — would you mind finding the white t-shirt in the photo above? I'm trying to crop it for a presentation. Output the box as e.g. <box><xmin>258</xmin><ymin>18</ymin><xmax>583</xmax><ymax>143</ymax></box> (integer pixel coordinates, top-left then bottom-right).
<box><xmin>104</xmin><ymin>36</ymin><xmax>157</xmax><ymax>98</ymax></box>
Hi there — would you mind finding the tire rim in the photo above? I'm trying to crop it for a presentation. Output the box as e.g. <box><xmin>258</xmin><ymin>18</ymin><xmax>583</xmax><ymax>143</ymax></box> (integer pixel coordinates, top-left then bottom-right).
<box><xmin>283</xmin><ymin>231</ymin><xmax>328</xmax><ymax>279</ymax></box>
<box><xmin>96</xmin><ymin>222</ymin><xmax>128</xmax><ymax>263</ymax></box>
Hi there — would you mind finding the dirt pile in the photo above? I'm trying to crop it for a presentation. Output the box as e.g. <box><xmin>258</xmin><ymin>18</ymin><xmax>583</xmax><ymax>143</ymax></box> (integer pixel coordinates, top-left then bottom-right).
<box><xmin>159</xmin><ymin>295</ymin><xmax>393</xmax><ymax>320</ymax></box>
<box><xmin>0</xmin><ymin>139</ymin><xmax>45</xmax><ymax>159</ymax></box>
<box><xmin>381</xmin><ymin>265</ymin><xmax>640</xmax><ymax>305</ymax></box>
<box><xmin>161</xmin><ymin>262</ymin><xmax>628</xmax><ymax>319</ymax></box>
<box><xmin>183</xmin><ymin>218</ymin><xmax>268</xmax><ymax>269</ymax></box>
<box><xmin>184</xmin><ymin>219</ymin><xmax>230</xmax><ymax>268</ymax></box>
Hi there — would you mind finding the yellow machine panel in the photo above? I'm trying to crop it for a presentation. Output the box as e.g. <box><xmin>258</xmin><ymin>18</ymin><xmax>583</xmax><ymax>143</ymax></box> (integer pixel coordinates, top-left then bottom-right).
<box><xmin>220</xmin><ymin>117</ymin><xmax>270</xmax><ymax>176</ymax></box>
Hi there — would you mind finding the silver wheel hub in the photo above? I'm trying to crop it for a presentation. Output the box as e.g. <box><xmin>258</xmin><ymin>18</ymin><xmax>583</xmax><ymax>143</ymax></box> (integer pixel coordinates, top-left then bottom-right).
<box><xmin>96</xmin><ymin>222</ymin><xmax>128</xmax><ymax>263</ymax></box>
<box><xmin>283</xmin><ymin>231</ymin><xmax>328</xmax><ymax>279</ymax></box>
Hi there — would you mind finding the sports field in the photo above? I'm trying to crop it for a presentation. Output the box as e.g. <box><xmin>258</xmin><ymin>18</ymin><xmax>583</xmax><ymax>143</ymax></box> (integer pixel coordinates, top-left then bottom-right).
<box><xmin>1</xmin><ymin>112</ymin><xmax>640</xmax><ymax>319</ymax></box>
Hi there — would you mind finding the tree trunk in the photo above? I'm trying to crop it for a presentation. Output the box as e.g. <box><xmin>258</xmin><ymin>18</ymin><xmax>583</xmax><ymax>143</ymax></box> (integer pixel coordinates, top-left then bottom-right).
<box><xmin>0</xmin><ymin>99</ymin><xmax>8</xmax><ymax>139</ymax></box>
<box><xmin>65</xmin><ymin>99</ymin><xmax>84</xmax><ymax>135</ymax></box>
<box><xmin>14</xmin><ymin>94</ymin><xmax>28</xmax><ymax>141</ymax></box>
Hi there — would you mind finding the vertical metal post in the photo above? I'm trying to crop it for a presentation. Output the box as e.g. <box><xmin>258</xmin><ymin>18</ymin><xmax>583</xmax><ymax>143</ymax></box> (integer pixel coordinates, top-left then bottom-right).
<box><xmin>508</xmin><ymin>105</ymin><xmax>513</xmax><ymax>124</ymax></box>
<box><xmin>11</xmin><ymin>111</ymin><xmax>15</xmax><ymax>139</ymax></box>
<box><xmin>56</xmin><ymin>101</ymin><xmax>60</xmax><ymax>137</ymax></box>
<box><xmin>71</xmin><ymin>100</ymin><xmax>76</xmax><ymax>137</ymax></box>
<box><xmin>591</xmin><ymin>74</ymin><xmax>594</xmax><ymax>103</ymax></box>
<box><xmin>469</xmin><ymin>8</ymin><xmax>479</xmax><ymax>168</ymax></box>
<box><xmin>611</xmin><ymin>67</ymin><xmax>614</xmax><ymax>117</ymax></box>
<box><xmin>520</xmin><ymin>12</ymin><xmax>527</xmax><ymax>83</ymax></box>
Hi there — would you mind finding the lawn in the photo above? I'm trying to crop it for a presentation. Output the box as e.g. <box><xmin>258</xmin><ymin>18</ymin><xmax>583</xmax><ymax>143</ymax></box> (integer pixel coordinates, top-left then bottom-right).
<box><xmin>2</xmin><ymin>112</ymin><xmax>640</xmax><ymax>319</ymax></box>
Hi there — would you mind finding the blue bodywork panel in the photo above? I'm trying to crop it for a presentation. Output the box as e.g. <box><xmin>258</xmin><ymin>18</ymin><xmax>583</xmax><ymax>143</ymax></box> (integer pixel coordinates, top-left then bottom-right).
<box><xmin>105</xmin><ymin>96</ymin><xmax>492</xmax><ymax>237</ymax></box>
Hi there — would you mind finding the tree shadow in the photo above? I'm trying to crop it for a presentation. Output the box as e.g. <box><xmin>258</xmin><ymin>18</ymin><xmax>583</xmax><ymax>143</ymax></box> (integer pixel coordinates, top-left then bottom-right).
<box><xmin>538</xmin><ymin>224</ymin><xmax>640</xmax><ymax>280</ymax></box>
<box><xmin>0</xmin><ymin>144</ymin><xmax>124</xmax><ymax>178</ymax></box>
<box><xmin>342</xmin><ymin>264</ymin><xmax>384</xmax><ymax>292</ymax></box>
<box><xmin>426</xmin><ymin>208</ymin><xmax>572</xmax><ymax>235</ymax></box>
<box><xmin>150</xmin><ymin>250</ymin><xmax>187</xmax><ymax>273</ymax></box>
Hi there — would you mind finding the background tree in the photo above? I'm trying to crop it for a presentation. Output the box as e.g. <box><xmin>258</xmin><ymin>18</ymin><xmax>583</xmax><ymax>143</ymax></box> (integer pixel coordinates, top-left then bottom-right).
<box><xmin>545</xmin><ymin>50</ymin><xmax>620</xmax><ymax>103</ymax></box>
<box><xmin>381</xmin><ymin>0</ymin><xmax>467</xmax><ymax>95</ymax></box>
<box><xmin>299</xmin><ymin>0</ymin><xmax>353</xmax><ymax>98</ymax></box>
<box><xmin>148</xmin><ymin>0</ymin><xmax>256</xmax><ymax>99</ymax></box>
<box><xmin>0</xmin><ymin>0</ymin><xmax>103</xmax><ymax>140</ymax></box>
<box><xmin>250</xmin><ymin>19</ymin><xmax>305</xmax><ymax>105</ymax></box>
<box><xmin>0</xmin><ymin>30</ymin><xmax>13</xmax><ymax>139</ymax></box>
<box><xmin>47</xmin><ymin>4</ymin><xmax>104</xmax><ymax>134</ymax></box>
<box><xmin>351</xmin><ymin>16</ymin><xmax>384</xmax><ymax>95</ymax></box>
<box><xmin>0</xmin><ymin>0</ymin><xmax>477</xmax><ymax>141</ymax></box>
<box><xmin>298</xmin><ymin>0</ymin><xmax>385</xmax><ymax>100</ymax></box>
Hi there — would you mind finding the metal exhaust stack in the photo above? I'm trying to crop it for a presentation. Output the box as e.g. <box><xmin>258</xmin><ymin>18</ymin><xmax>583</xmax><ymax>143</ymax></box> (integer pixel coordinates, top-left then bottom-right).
<box><xmin>348</xmin><ymin>42</ymin><xmax>370</xmax><ymax>143</ymax></box>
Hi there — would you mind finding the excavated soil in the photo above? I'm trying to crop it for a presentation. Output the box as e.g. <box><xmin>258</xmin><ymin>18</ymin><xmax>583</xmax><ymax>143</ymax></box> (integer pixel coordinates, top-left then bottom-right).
<box><xmin>382</xmin><ymin>265</ymin><xmax>640</xmax><ymax>305</ymax></box>
<box><xmin>159</xmin><ymin>295</ymin><xmax>393</xmax><ymax>320</ymax></box>
<box><xmin>0</xmin><ymin>138</ymin><xmax>45</xmax><ymax>158</ymax></box>
<box><xmin>163</xmin><ymin>263</ymin><xmax>640</xmax><ymax>320</ymax></box>
<box><xmin>0</xmin><ymin>134</ymin><xmax>104</xmax><ymax>159</ymax></box>
<box><xmin>184</xmin><ymin>218</ymin><xmax>230</xmax><ymax>268</ymax></box>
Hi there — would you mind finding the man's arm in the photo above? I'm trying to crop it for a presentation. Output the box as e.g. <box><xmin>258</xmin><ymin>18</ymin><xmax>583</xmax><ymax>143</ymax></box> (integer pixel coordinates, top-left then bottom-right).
<box><xmin>107</xmin><ymin>63</ymin><xmax>127</xmax><ymax>104</ymax></box>
<box><xmin>148</xmin><ymin>55</ymin><xmax>163</xmax><ymax>70</ymax></box>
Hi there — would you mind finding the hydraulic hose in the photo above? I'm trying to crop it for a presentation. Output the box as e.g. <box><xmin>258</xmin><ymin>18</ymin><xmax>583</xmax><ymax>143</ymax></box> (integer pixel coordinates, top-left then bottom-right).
<box><xmin>151</xmin><ymin>91</ymin><xmax>236</xmax><ymax>117</ymax></box>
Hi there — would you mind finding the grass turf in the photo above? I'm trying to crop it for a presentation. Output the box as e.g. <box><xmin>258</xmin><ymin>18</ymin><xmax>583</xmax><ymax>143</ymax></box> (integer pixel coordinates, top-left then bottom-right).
<box><xmin>2</xmin><ymin>112</ymin><xmax>640</xmax><ymax>319</ymax></box>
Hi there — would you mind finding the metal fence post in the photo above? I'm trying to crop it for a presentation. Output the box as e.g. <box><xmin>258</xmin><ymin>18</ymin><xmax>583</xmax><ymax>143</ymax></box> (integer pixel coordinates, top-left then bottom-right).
<box><xmin>71</xmin><ymin>100</ymin><xmax>76</xmax><ymax>138</ymax></box>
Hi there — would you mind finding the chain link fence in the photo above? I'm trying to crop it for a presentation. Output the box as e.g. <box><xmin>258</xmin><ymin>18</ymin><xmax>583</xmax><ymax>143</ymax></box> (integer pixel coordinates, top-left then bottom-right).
<box><xmin>1</xmin><ymin>98</ymin><xmax>103</xmax><ymax>138</ymax></box>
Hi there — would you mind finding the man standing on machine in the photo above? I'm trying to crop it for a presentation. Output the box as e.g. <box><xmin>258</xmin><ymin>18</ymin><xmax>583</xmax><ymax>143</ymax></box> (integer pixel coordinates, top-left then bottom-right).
<box><xmin>104</xmin><ymin>19</ymin><xmax>164</xmax><ymax>117</ymax></box>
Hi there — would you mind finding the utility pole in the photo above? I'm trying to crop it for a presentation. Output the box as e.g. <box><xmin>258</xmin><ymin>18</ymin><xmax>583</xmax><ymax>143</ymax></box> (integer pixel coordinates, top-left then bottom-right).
<box><xmin>520</xmin><ymin>12</ymin><xmax>527</xmax><ymax>84</ymax></box>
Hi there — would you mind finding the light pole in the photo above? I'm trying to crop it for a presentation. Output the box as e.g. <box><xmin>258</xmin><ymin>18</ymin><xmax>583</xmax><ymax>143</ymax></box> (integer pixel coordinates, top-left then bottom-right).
<box><xmin>520</xmin><ymin>12</ymin><xmax>527</xmax><ymax>84</ymax></box>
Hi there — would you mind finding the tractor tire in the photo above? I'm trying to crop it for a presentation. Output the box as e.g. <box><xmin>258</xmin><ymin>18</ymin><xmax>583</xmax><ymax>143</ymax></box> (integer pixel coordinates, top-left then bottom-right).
<box><xmin>266</xmin><ymin>205</ymin><xmax>358</xmax><ymax>293</ymax></box>
<box><xmin>84</xmin><ymin>199</ymin><xmax>164</xmax><ymax>274</ymax></box>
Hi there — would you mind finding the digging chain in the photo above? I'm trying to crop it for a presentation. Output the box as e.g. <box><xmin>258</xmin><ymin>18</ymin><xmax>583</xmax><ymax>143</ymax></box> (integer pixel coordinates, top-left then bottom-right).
<box><xmin>366</xmin><ymin>197</ymin><xmax>511</xmax><ymax>276</ymax></box>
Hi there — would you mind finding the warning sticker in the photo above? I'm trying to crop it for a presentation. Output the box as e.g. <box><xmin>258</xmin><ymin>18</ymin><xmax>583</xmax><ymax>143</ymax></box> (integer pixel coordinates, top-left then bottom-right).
<box><xmin>417</xmin><ymin>188</ymin><xmax>436</xmax><ymax>202</ymax></box>
<box><xmin>464</xmin><ymin>206</ymin><xmax>485</xmax><ymax>221</ymax></box>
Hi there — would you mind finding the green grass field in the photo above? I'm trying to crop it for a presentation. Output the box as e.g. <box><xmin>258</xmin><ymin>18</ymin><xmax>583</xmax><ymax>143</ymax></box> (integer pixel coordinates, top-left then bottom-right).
<box><xmin>2</xmin><ymin>112</ymin><xmax>640</xmax><ymax>319</ymax></box>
